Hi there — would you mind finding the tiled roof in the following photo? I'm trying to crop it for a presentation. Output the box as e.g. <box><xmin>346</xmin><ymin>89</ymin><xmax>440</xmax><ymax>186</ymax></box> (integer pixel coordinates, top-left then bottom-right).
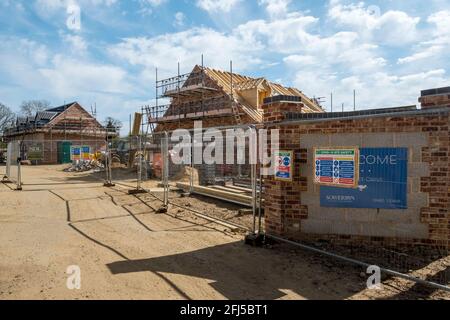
<box><xmin>36</xmin><ymin>111</ymin><xmax>58</xmax><ymax>122</ymax></box>
<box><xmin>46</xmin><ymin>102</ymin><xmax>76</xmax><ymax>113</ymax></box>
<box><xmin>6</xmin><ymin>102</ymin><xmax>78</xmax><ymax>134</ymax></box>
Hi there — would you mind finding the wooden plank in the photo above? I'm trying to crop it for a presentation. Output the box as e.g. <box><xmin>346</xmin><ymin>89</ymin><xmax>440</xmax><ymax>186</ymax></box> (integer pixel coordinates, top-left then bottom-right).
<box><xmin>211</xmin><ymin>185</ymin><xmax>248</xmax><ymax>194</ymax></box>
<box><xmin>132</xmin><ymin>113</ymin><xmax>142</xmax><ymax>136</ymax></box>
<box><xmin>226</xmin><ymin>185</ymin><xmax>252</xmax><ymax>193</ymax></box>
<box><xmin>176</xmin><ymin>182</ymin><xmax>254</xmax><ymax>207</ymax></box>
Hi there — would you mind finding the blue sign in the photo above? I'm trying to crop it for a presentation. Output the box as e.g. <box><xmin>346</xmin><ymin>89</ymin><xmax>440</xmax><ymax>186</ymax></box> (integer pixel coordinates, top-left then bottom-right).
<box><xmin>320</xmin><ymin>148</ymin><xmax>408</xmax><ymax>209</ymax></box>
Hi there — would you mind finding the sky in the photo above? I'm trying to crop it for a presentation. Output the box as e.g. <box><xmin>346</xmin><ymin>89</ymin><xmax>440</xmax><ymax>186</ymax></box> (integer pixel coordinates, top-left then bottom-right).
<box><xmin>1</xmin><ymin>0</ymin><xmax>450</xmax><ymax>135</ymax></box>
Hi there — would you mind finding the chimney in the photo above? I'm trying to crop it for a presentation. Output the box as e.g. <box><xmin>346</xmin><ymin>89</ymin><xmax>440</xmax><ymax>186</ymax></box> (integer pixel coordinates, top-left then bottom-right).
<box><xmin>419</xmin><ymin>86</ymin><xmax>450</xmax><ymax>109</ymax></box>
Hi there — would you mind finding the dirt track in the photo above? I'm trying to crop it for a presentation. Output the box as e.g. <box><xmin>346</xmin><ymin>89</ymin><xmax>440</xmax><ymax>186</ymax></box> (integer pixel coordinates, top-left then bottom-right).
<box><xmin>0</xmin><ymin>165</ymin><xmax>449</xmax><ymax>300</ymax></box>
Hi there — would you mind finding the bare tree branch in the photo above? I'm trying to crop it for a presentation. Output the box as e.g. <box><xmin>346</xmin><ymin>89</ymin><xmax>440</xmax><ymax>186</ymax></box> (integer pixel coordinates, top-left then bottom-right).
<box><xmin>20</xmin><ymin>100</ymin><xmax>51</xmax><ymax>116</ymax></box>
<box><xmin>104</xmin><ymin>117</ymin><xmax>123</xmax><ymax>134</ymax></box>
<box><xmin>0</xmin><ymin>103</ymin><xmax>15</xmax><ymax>135</ymax></box>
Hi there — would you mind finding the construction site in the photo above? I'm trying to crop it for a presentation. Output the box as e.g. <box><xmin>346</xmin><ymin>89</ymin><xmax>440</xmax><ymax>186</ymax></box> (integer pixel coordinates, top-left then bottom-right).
<box><xmin>1</xmin><ymin>63</ymin><xmax>450</xmax><ymax>301</ymax></box>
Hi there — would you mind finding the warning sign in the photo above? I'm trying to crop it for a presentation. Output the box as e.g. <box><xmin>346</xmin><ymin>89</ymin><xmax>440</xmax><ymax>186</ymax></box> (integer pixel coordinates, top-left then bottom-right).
<box><xmin>314</xmin><ymin>147</ymin><xmax>359</xmax><ymax>188</ymax></box>
<box><xmin>81</xmin><ymin>146</ymin><xmax>91</xmax><ymax>161</ymax></box>
<box><xmin>275</xmin><ymin>151</ymin><xmax>294</xmax><ymax>181</ymax></box>
<box><xmin>71</xmin><ymin>146</ymin><xmax>81</xmax><ymax>161</ymax></box>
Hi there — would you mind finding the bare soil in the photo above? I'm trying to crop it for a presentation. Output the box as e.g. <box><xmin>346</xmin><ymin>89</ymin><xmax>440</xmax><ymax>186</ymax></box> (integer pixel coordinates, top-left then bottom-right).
<box><xmin>0</xmin><ymin>165</ymin><xmax>449</xmax><ymax>300</ymax></box>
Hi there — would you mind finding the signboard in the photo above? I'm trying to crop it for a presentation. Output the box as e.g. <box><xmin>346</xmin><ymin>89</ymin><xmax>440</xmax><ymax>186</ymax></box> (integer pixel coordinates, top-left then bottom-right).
<box><xmin>81</xmin><ymin>146</ymin><xmax>91</xmax><ymax>161</ymax></box>
<box><xmin>314</xmin><ymin>147</ymin><xmax>359</xmax><ymax>188</ymax></box>
<box><xmin>320</xmin><ymin>148</ymin><xmax>408</xmax><ymax>209</ymax></box>
<box><xmin>71</xmin><ymin>146</ymin><xmax>81</xmax><ymax>161</ymax></box>
<box><xmin>28</xmin><ymin>143</ymin><xmax>43</xmax><ymax>161</ymax></box>
<box><xmin>274</xmin><ymin>151</ymin><xmax>293</xmax><ymax>181</ymax></box>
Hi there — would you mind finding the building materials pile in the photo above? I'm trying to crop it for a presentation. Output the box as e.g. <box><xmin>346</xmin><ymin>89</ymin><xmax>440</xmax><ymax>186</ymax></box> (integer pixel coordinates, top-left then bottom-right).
<box><xmin>63</xmin><ymin>160</ymin><xmax>105</xmax><ymax>173</ymax></box>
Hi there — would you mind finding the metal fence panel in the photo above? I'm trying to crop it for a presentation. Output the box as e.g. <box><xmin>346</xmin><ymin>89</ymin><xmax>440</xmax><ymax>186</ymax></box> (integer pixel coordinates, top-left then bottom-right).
<box><xmin>156</xmin><ymin>126</ymin><xmax>261</xmax><ymax>233</ymax></box>
<box><xmin>5</xmin><ymin>141</ymin><xmax>20</xmax><ymax>189</ymax></box>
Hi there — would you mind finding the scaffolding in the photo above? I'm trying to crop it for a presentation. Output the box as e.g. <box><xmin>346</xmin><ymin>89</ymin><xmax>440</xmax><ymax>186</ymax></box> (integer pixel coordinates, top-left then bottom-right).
<box><xmin>146</xmin><ymin>59</ymin><xmax>242</xmax><ymax>128</ymax></box>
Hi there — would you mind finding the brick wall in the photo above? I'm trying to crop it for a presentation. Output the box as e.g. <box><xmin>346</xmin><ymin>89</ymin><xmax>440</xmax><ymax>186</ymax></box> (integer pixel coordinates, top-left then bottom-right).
<box><xmin>10</xmin><ymin>133</ymin><xmax>106</xmax><ymax>164</ymax></box>
<box><xmin>420</xmin><ymin>92</ymin><xmax>450</xmax><ymax>109</ymax></box>
<box><xmin>263</xmin><ymin>101</ymin><xmax>450</xmax><ymax>248</ymax></box>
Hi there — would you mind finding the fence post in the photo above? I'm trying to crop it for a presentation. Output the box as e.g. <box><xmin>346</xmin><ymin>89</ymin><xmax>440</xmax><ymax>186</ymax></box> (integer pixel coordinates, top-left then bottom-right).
<box><xmin>16</xmin><ymin>153</ymin><xmax>22</xmax><ymax>191</ymax></box>
<box><xmin>128</xmin><ymin>135</ymin><xmax>147</xmax><ymax>195</ymax></box>
<box><xmin>104</xmin><ymin>138</ymin><xmax>115</xmax><ymax>187</ymax></box>
<box><xmin>249</xmin><ymin>126</ymin><xmax>258</xmax><ymax>234</ymax></box>
<box><xmin>258</xmin><ymin>165</ymin><xmax>263</xmax><ymax>235</ymax></box>
<box><xmin>162</xmin><ymin>131</ymin><xmax>169</xmax><ymax>207</ymax></box>
<box><xmin>2</xmin><ymin>142</ymin><xmax>12</xmax><ymax>183</ymax></box>
<box><xmin>137</xmin><ymin>135</ymin><xmax>142</xmax><ymax>190</ymax></box>
<box><xmin>189</xmin><ymin>131</ymin><xmax>194</xmax><ymax>194</ymax></box>
<box><xmin>245</xmin><ymin>126</ymin><xmax>265</xmax><ymax>246</ymax></box>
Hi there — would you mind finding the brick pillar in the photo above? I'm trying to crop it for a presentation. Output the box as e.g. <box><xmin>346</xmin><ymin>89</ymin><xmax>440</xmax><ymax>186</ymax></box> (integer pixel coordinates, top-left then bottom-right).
<box><xmin>262</xmin><ymin>98</ymin><xmax>306</xmax><ymax>237</ymax></box>
<box><xmin>419</xmin><ymin>87</ymin><xmax>450</xmax><ymax>109</ymax></box>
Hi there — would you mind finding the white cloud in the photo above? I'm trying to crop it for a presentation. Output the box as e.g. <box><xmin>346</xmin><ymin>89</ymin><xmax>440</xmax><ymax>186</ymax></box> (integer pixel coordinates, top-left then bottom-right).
<box><xmin>137</xmin><ymin>0</ymin><xmax>167</xmax><ymax>16</ymax></box>
<box><xmin>397</xmin><ymin>10</ymin><xmax>450</xmax><ymax>65</ymax></box>
<box><xmin>258</xmin><ymin>0</ymin><xmax>291</xmax><ymax>19</ymax></box>
<box><xmin>427</xmin><ymin>10</ymin><xmax>450</xmax><ymax>43</ymax></box>
<box><xmin>0</xmin><ymin>36</ymin><xmax>134</xmax><ymax>119</ymax></box>
<box><xmin>196</xmin><ymin>0</ymin><xmax>241</xmax><ymax>13</ymax></box>
<box><xmin>328</xmin><ymin>2</ymin><xmax>421</xmax><ymax>46</ymax></box>
<box><xmin>60</xmin><ymin>33</ymin><xmax>88</xmax><ymax>54</ymax></box>
<box><xmin>288</xmin><ymin>66</ymin><xmax>449</xmax><ymax>112</ymax></box>
<box><xmin>398</xmin><ymin>45</ymin><xmax>444</xmax><ymax>64</ymax></box>
<box><xmin>234</xmin><ymin>13</ymin><xmax>319</xmax><ymax>54</ymax></box>
<box><xmin>0</xmin><ymin>37</ymin><xmax>50</xmax><ymax>92</ymax></box>
<box><xmin>39</xmin><ymin>55</ymin><xmax>131</xmax><ymax>97</ymax></box>
<box><xmin>109</xmin><ymin>27</ymin><xmax>263</xmax><ymax>76</ymax></box>
<box><xmin>109</xmin><ymin>8</ymin><xmax>390</xmax><ymax>104</ymax></box>
<box><xmin>234</xmin><ymin>12</ymin><xmax>385</xmax><ymax>73</ymax></box>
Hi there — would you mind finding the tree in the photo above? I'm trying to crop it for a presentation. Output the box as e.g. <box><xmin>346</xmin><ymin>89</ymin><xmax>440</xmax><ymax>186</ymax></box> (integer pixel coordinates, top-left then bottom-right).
<box><xmin>104</xmin><ymin>117</ymin><xmax>123</xmax><ymax>134</ymax></box>
<box><xmin>104</xmin><ymin>117</ymin><xmax>122</xmax><ymax>130</ymax></box>
<box><xmin>20</xmin><ymin>100</ymin><xmax>51</xmax><ymax>116</ymax></box>
<box><xmin>0</xmin><ymin>103</ymin><xmax>15</xmax><ymax>135</ymax></box>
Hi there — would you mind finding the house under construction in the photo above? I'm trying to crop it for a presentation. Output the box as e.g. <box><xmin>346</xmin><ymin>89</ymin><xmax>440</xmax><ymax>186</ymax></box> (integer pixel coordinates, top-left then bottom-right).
<box><xmin>139</xmin><ymin>64</ymin><xmax>325</xmax><ymax>193</ymax></box>
<box><xmin>3</xmin><ymin>102</ymin><xmax>111</xmax><ymax>164</ymax></box>
<box><xmin>146</xmin><ymin>64</ymin><xmax>324</xmax><ymax>132</ymax></box>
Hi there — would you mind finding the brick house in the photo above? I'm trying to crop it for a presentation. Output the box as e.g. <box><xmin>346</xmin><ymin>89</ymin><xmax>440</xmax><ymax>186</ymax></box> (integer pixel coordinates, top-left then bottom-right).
<box><xmin>149</xmin><ymin>65</ymin><xmax>324</xmax><ymax>132</ymax></box>
<box><xmin>3</xmin><ymin>102</ymin><xmax>110</xmax><ymax>164</ymax></box>
<box><xmin>147</xmin><ymin>65</ymin><xmax>325</xmax><ymax>183</ymax></box>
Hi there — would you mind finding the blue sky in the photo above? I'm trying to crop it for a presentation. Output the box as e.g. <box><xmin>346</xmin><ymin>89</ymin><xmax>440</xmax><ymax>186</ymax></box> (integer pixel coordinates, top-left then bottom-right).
<box><xmin>1</xmin><ymin>0</ymin><xmax>450</xmax><ymax>134</ymax></box>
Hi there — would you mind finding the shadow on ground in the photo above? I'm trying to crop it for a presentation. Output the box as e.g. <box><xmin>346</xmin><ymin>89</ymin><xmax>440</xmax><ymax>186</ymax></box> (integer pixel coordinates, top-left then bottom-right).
<box><xmin>103</xmin><ymin>241</ymin><xmax>365</xmax><ymax>300</ymax></box>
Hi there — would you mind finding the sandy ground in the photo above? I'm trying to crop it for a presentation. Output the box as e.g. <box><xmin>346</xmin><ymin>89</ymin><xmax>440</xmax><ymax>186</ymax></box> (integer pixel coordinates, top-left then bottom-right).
<box><xmin>0</xmin><ymin>164</ymin><xmax>449</xmax><ymax>300</ymax></box>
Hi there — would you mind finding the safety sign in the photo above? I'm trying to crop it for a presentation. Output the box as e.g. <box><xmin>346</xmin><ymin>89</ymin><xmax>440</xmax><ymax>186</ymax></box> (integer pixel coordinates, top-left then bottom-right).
<box><xmin>81</xmin><ymin>146</ymin><xmax>91</xmax><ymax>161</ymax></box>
<box><xmin>275</xmin><ymin>150</ymin><xmax>294</xmax><ymax>181</ymax></box>
<box><xmin>71</xmin><ymin>146</ymin><xmax>81</xmax><ymax>161</ymax></box>
<box><xmin>314</xmin><ymin>147</ymin><xmax>359</xmax><ymax>188</ymax></box>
